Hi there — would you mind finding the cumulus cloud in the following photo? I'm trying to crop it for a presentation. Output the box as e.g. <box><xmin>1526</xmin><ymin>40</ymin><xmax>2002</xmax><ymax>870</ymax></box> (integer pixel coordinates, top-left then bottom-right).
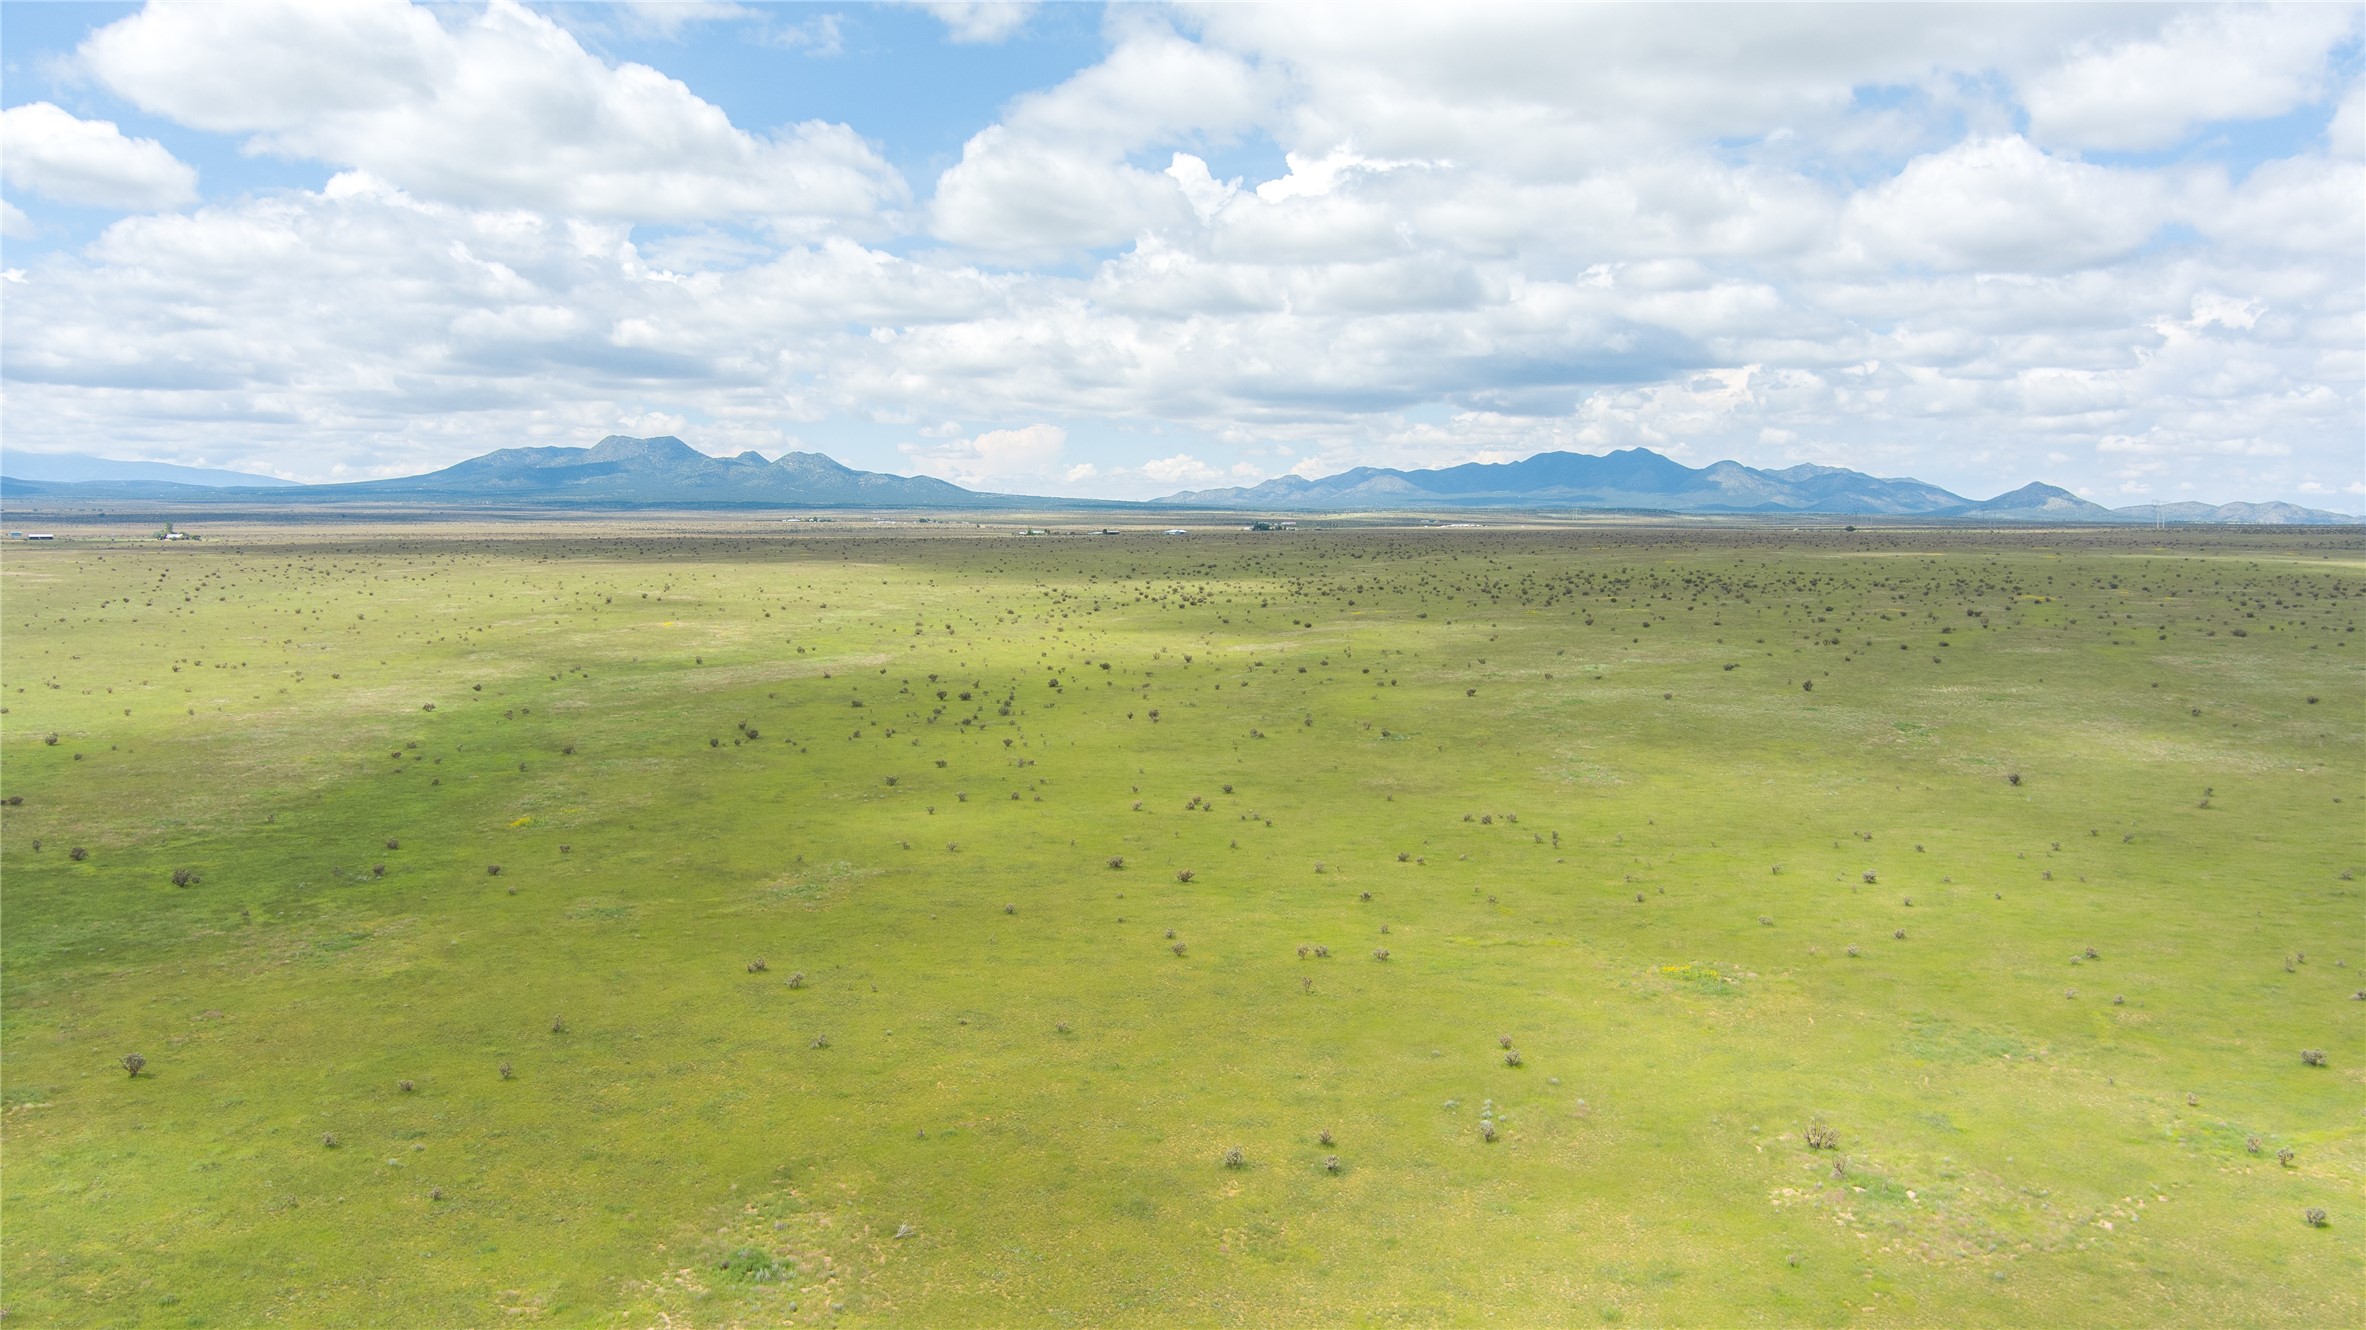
<box><xmin>0</xmin><ymin>102</ymin><xmax>197</xmax><ymax>210</ymax></box>
<box><xmin>1</xmin><ymin>3</ymin><xmax>2355</xmax><ymax>507</ymax></box>
<box><xmin>1838</xmin><ymin>136</ymin><xmax>2173</xmax><ymax>273</ymax></box>
<box><xmin>1138</xmin><ymin>452</ymin><xmax>1224</xmax><ymax>485</ymax></box>
<box><xmin>901</xmin><ymin>423</ymin><xmax>1068</xmax><ymax>489</ymax></box>
<box><xmin>929</xmin><ymin>25</ymin><xmax>1273</xmax><ymax>252</ymax></box>
<box><xmin>79</xmin><ymin>0</ymin><xmax>902</xmax><ymax>226</ymax></box>
<box><xmin>2022</xmin><ymin>5</ymin><xmax>2361</xmax><ymax>150</ymax></box>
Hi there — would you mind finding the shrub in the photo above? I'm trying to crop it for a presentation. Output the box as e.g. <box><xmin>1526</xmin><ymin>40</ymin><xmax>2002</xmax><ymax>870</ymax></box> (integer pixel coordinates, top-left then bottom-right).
<box><xmin>429</xmin><ymin>1187</ymin><xmax>445</xmax><ymax>1201</ymax></box>
<box><xmin>1861</xmin><ymin>871</ymin><xmax>1876</xmax><ymax>884</ymax></box>
<box><xmin>371</xmin><ymin>864</ymin><xmax>385</xmax><ymax>878</ymax></box>
<box><xmin>550</xmin><ymin>1015</ymin><xmax>566</xmax><ymax>1034</ymax></box>
<box><xmin>1804</xmin><ymin>1123</ymin><xmax>1839</xmax><ymax>1151</ymax></box>
<box><xmin>1893</xmin><ymin>928</ymin><xmax>1907</xmax><ymax>940</ymax></box>
<box><xmin>1312</xmin><ymin>945</ymin><xmax>1329</xmax><ymax>958</ymax></box>
<box><xmin>787</xmin><ymin>972</ymin><xmax>807</xmax><ymax>989</ymax></box>
<box><xmin>322</xmin><ymin>1133</ymin><xmax>339</xmax><ymax>1148</ymax></box>
<box><xmin>386</xmin><ymin>838</ymin><xmax>400</xmax><ymax>850</ymax></box>
<box><xmin>2007</xmin><ymin>773</ymin><xmax>2021</xmax><ymax>786</ymax></box>
<box><xmin>1759</xmin><ymin>915</ymin><xmax>1774</xmax><ymax>927</ymax></box>
<box><xmin>398</xmin><ymin>1079</ymin><xmax>415</xmax><ymax>1093</ymax></box>
<box><xmin>2305</xmin><ymin>1208</ymin><xmax>2329</xmax><ymax>1228</ymax></box>
<box><xmin>486</xmin><ymin>864</ymin><xmax>501</xmax><ymax>876</ymax></box>
<box><xmin>811</xmin><ymin>1035</ymin><xmax>830</xmax><ymax>1049</ymax></box>
<box><xmin>1845</xmin><ymin>945</ymin><xmax>1859</xmax><ymax>957</ymax></box>
<box><xmin>1504</xmin><ymin>1050</ymin><xmax>1523</xmax><ymax>1067</ymax></box>
<box><xmin>1324</xmin><ymin>1154</ymin><xmax>1341</xmax><ymax>1173</ymax></box>
<box><xmin>1107</xmin><ymin>856</ymin><xmax>1124</xmax><ymax>870</ymax></box>
<box><xmin>1171</xmin><ymin>941</ymin><xmax>1187</xmax><ymax>956</ymax></box>
<box><xmin>2302</xmin><ymin>1048</ymin><xmax>2327</xmax><ymax>1066</ymax></box>
<box><xmin>121</xmin><ymin>1053</ymin><xmax>145</xmax><ymax>1078</ymax></box>
<box><xmin>747</xmin><ymin>958</ymin><xmax>768</xmax><ymax>973</ymax></box>
<box><xmin>1221</xmin><ymin>1146</ymin><xmax>1245</xmax><ymax>1169</ymax></box>
<box><xmin>1055</xmin><ymin>1021</ymin><xmax>1071</xmax><ymax>1034</ymax></box>
<box><xmin>69</xmin><ymin>846</ymin><xmax>87</xmax><ymax>862</ymax></box>
<box><xmin>498</xmin><ymin>1062</ymin><xmax>514</xmax><ymax>1080</ymax></box>
<box><xmin>1318</xmin><ymin>1129</ymin><xmax>1334</xmax><ymax>1146</ymax></box>
<box><xmin>2278</xmin><ymin>1147</ymin><xmax>2295</xmax><ymax>1167</ymax></box>
<box><xmin>171</xmin><ymin>868</ymin><xmax>199</xmax><ymax>888</ymax></box>
<box><xmin>1480</xmin><ymin>1120</ymin><xmax>1498</xmax><ymax>1142</ymax></box>
<box><xmin>1176</xmin><ymin>870</ymin><xmax>1195</xmax><ymax>883</ymax></box>
<box><xmin>1499</xmin><ymin>1035</ymin><xmax>1513</xmax><ymax>1048</ymax></box>
<box><xmin>2246</xmin><ymin>1136</ymin><xmax>2261</xmax><ymax>1154</ymax></box>
<box><xmin>1372</xmin><ymin>947</ymin><xmax>1390</xmax><ymax>961</ymax></box>
<box><xmin>1003</xmin><ymin>904</ymin><xmax>1016</xmax><ymax>915</ymax></box>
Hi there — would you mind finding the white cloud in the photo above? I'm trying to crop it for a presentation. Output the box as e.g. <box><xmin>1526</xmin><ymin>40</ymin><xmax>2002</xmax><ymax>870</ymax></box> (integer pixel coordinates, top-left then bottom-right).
<box><xmin>614</xmin><ymin>2</ymin><xmax>761</xmax><ymax>39</ymax></box>
<box><xmin>2</xmin><ymin>5</ymin><xmax>2356</xmax><ymax>508</ymax></box>
<box><xmin>0</xmin><ymin>102</ymin><xmax>197</xmax><ymax>210</ymax></box>
<box><xmin>901</xmin><ymin>423</ymin><xmax>1068</xmax><ymax>489</ymax></box>
<box><xmin>770</xmin><ymin>13</ymin><xmax>845</xmax><ymax>58</ymax></box>
<box><xmin>1164</xmin><ymin>153</ymin><xmax>1239</xmax><ymax>220</ymax></box>
<box><xmin>2023</xmin><ymin>6</ymin><xmax>2360</xmax><ymax>151</ymax></box>
<box><xmin>928</xmin><ymin>25</ymin><xmax>1272</xmax><ymax>252</ymax></box>
<box><xmin>0</xmin><ymin>200</ymin><xmax>31</xmax><ymax>237</ymax></box>
<box><xmin>1839</xmin><ymin>136</ymin><xmax>2168</xmax><ymax>272</ymax></box>
<box><xmin>921</xmin><ymin>2</ymin><xmax>1036</xmax><ymax>44</ymax></box>
<box><xmin>1138</xmin><ymin>452</ymin><xmax>1223</xmax><ymax>485</ymax></box>
<box><xmin>79</xmin><ymin>0</ymin><xmax>902</xmax><ymax>226</ymax></box>
<box><xmin>2333</xmin><ymin>78</ymin><xmax>2366</xmax><ymax>159</ymax></box>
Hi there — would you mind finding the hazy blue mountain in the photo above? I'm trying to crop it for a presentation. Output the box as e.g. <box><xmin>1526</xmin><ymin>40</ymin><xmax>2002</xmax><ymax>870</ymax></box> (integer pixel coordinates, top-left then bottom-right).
<box><xmin>1159</xmin><ymin>450</ymin><xmax>2356</xmax><ymax>523</ymax></box>
<box><xmin>1162</xmin><ymin>448</ymin><xmax>1971</xmax><ymax>513</ymax></box>
<box><xmin>2106</xmin><ymin>499</ymin><xmax>2356</xmax><ymax>525</ymax></box>
<box><xmin>331</xmin><ymin>435</ymin><xmax>996</xmax><ymax>506</ymax></box>
<box><xmin>0</xmin><ymin>450</ymin><xmax>301</xmax><ymax>487</ymax></box>
<box><xmin>4</xmin><ymin>438</ymin><xmax>2352</xmax><ymax>521</ymax></box>
<box><xmin>2</xmin><ymin>436</ymin><xmax>1009</xmax><ymax>509</ymax></box>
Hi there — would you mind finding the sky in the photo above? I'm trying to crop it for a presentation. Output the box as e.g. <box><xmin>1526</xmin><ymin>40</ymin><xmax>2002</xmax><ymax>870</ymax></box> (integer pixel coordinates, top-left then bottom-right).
<box><xmin>1</xmin><ymin>2</ymin><xmax>2360</xmax><ymax>508</ymax></box>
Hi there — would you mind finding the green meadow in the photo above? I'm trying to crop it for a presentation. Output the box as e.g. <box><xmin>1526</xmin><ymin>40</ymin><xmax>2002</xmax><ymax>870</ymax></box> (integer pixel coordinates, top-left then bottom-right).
<box><xmin>3</xmin><ymin>520</ymin><xmax>2359</xmax><ymax>1327</ymax></box>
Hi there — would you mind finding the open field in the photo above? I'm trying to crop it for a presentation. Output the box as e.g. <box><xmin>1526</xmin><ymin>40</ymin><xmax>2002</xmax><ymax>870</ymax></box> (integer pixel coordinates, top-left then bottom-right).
<box><xmin>3</xmin><ymin>519</ymin><xmax>2360</xmax><ymax>1327</ymax></box>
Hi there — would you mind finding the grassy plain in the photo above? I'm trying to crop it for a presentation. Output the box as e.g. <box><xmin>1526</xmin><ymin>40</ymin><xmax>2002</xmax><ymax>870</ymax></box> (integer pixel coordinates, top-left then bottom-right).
<box><xmin>2</xmin><ymin>518</ymin><xmax>2360</xmax><ymax>1327</ymax></box>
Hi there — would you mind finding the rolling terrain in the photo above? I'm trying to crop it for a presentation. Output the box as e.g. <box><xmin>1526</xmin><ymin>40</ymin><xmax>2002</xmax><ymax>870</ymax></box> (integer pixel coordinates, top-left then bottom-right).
<box><xmin>2</xmin><ymin>521</ymin><xmax>2359</xmax><ymax>1326</ymax></box>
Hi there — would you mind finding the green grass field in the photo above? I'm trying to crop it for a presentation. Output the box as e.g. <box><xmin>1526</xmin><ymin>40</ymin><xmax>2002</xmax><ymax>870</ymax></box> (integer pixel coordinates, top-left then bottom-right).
<box><xmin>4</xmin><ymin>519</ymin><xmax>2360</xmax><ymax>1327</ymax></box>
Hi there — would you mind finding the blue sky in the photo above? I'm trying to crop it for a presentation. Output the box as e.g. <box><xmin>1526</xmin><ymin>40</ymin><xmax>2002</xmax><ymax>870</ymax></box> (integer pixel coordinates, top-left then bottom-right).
<box><xmin>2</xmin><ymin>2</ymin><xmax>2360</xmax><ymax>508</ymax></box>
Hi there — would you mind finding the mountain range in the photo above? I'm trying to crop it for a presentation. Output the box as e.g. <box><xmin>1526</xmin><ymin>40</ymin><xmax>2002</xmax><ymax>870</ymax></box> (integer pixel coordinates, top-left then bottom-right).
<box><xmin>1159</xmin><ymin>450</ymin><xmax>2354</xmax><ymax>523</ymax></box>
<box><xmin>0</xmin><ymin>450</ymin><xmax>302</xmax><ymax>488</ymax></box>
<box><xmin>1</xmin><ymin>437</ymin><xmax>2352</xmax><ymax>523</ymax></box>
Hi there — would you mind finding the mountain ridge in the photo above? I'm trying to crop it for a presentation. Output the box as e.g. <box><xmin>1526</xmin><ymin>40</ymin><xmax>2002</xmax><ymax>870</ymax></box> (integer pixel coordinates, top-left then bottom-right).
<box><xmin>1</xmin><ymin>438</ymin><xmax>2352</xmax><ymax>523</ymax></box>
<box><xmin>1158</xmin><ymin>449</ymin><xmax>2355</xmax><ymax>524</ymax></box>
